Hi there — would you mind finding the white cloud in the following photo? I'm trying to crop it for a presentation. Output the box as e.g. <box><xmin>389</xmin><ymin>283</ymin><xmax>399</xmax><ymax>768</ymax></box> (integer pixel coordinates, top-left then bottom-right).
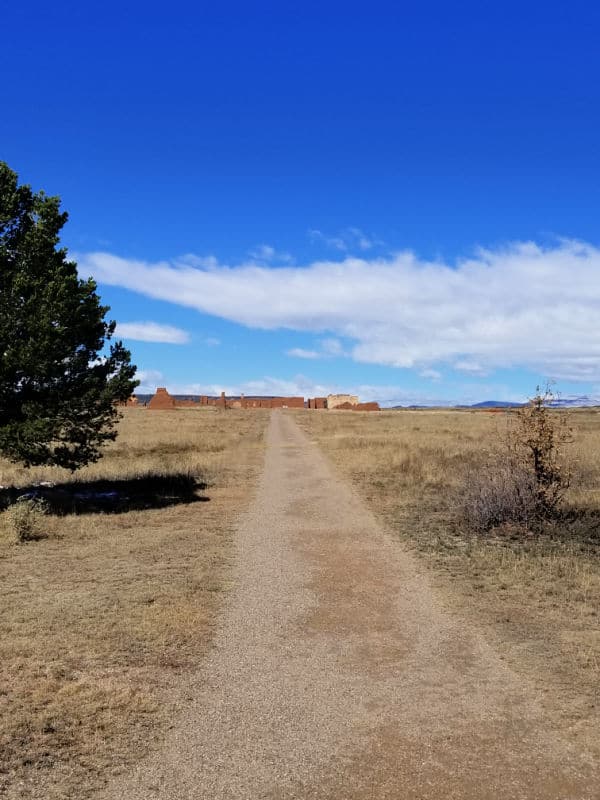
<box><xmin>116</xmin><ymin>321</ymin><xmax>190</xmax><ymax>344</ymax></box>
<box><xmin>320</xmin><ymin>338</ymin><xmax>344</xmax><ymax>356</ymax></box>
<box><xmin>286</xmin><ymin>339</ymin><xmax>345</xmax><ymax>360</ymax></box>
<box><xmin>419</xmin><ymin>368</ymin><xmax>442</xmax><ymax>381</ymax></box>
<box><xmin>135</xmin><ymin>369</ymin><xmax>164</xmax><ymax>393</ymax></box>
<box><xmin>453</xmin><ymin>360</ymin><xmax>488</xmax><ymax>376</ymax></box>
<box><xmin>308</xmin><ymin>227</ymin><xmax>383</xmax><ymax>252</ymax></box>
<box><xmin>287</xmin><ymin>348</ymin><xmax>321</xmax><ymax>359</ymax></box>
<box><xmin>80</xmin><ymin>238</ymin><xmax>600</xmax><ymax>381</ymax></box>
<box><xmin>248</xmin><ymin>244</ymin><xmax>292</xmax><ymax>263</ymax></box>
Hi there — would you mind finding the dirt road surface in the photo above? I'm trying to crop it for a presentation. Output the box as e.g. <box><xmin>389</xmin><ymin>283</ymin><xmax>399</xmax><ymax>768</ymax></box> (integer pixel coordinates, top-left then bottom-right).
<box><xmin>102</xmin><ymin>411</ymin><xmax>598</xmax><ymax>799</ymax></box>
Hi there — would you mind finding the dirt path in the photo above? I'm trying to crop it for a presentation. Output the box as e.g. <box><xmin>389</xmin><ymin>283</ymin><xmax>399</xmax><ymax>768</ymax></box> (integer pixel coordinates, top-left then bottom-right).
<box><xmin>102</xmin><ymin>411</ymin><xmax>598</xmax><ymax>799</ymax></box>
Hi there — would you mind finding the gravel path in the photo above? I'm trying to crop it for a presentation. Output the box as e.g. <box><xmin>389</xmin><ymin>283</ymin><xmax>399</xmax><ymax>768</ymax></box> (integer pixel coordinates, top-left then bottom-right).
<box><xmin>103</xmin><ymin>411</ymin><xmax>598</xmax><ymax>799</ymax></box>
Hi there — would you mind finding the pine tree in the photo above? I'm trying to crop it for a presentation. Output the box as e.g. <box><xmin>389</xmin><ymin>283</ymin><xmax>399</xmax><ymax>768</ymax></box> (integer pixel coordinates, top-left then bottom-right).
<box><xmin>0</xmin><ymin>162</ymin><xmax>138</xmax><ymax>470</ymax></box>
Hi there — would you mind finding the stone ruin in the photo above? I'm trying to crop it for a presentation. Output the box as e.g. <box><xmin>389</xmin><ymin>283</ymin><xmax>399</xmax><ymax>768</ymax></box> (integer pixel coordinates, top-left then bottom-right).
<box><xmin>140</xmin><ymin>387</ymin><xmax>380</xmax><ymax>411</ymax></box>
<box><xmin>326</xmin><ymin>393</ymin><xmax>359</xmax><ymax>409</ymax></box>
<box><xmin>308</xmin><ymin>395</ymin><xmax>380</xmax><ymax>412</ymax></box>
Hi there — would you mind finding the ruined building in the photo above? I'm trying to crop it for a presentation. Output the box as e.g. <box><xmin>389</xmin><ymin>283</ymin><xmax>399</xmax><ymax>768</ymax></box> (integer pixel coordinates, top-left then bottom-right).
<box><xmin>326</xmin><ymin>393</ymin><xmax>359</xmax><ymax>409</ymax></box>
<box><xmin>143</xmin><ymin>387</ymin><xmax>380</xmax><ymax>411</ymax></box>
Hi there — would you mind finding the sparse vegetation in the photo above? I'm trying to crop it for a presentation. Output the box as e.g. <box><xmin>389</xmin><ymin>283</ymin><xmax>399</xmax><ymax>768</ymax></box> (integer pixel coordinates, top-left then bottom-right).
<box><xmin>296</xmin><ymin>407</ymin><xmax>600</xmax><ymax>735</ymax></box>
<box><xmin>0</xmin><ymin>407</ymin><xmax>268</xmax><ymax>799</ymax></box>
<box><xmin>461</xmin><ymin>387</ymin><xmax>574</xmax><ymax>533</ymax></box>
<box><xmin>3</xmin><ymin>496</ymin><xmax>50</xmax><ymax>542</ymax></box>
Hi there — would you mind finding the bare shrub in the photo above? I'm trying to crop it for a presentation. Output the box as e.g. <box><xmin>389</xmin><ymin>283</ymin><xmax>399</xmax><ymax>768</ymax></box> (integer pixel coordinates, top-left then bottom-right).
<box><xmin>507</xmin><ymin>387</ymin><xmax>572</xmax><ymax>518</ymax></box>
<box><xmin>461</xmin><ymin>387</ymin><xmax>573</xmax><ymax>534</ymax></box>
<box><xmin>4</xmin><ymin>496</ymin><xmax>49</xmax><ymax>542</ymax></box>
<box><xmin>460</xmin><ymin>458</ymin><xmax>537</xmax><ymax>533</ymax></box>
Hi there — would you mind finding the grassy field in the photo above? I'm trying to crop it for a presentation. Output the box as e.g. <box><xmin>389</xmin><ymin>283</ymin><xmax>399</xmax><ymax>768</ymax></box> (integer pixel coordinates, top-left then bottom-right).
<box><xmin>0</xmin><ymin>407</ymin><xmax>268</xmax><ymax>799</ymax></box>
<box><xmin>296</xmin><ymin>408</ymin><xmax>600</xmax><ymax>745</ymax></box>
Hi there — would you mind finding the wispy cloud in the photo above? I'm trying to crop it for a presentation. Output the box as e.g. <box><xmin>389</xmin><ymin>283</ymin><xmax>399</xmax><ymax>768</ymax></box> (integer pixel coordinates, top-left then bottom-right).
<box><xmin>287</xmin><ymin>338</ymin><xmax>346</xmax><ymax>360</ymax></box>
<box><xmin>81</xmin><ymin>238</ymin><xmax>600</xmax><ymax>381</ymax></box>
<box><xmin>116</xmin><ymin>321</ymin><xmax>190</xmax><ymax>344</ymax></box>
<box><xmin>320</xmin><ymin>338</ymin><xmax>343</xmax><ymax>355</ymax></box>
<box><xmin>286</xmin><ymin>347</ymin><xmax>321</xmax><ymax>359</ymax></box>
<box><xmin>419</xmin><ymin>368</ymin><xmax>442</xmax><ymax>381</ymax></box>
<box><xmin>135</xmin><ymin>369</ymin><xmax>165</xmax><ymax>392</ymax></box>
<box><xmin>247</xmin><ymin>244</ymin><xmax>292</xmax><ymax>263</ymax></box>
<box><xmin>453</xmin><ymin>359</ymin><xmax>488</xmax><ymax>376</ymax></box>
<box><xmin>308</xmin><ymin>227</ymin><xmax>383</xmax><ymax>252</ymax></box>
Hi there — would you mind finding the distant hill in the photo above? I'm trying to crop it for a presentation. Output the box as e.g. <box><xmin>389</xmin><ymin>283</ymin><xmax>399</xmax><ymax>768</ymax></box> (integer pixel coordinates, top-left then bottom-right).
<box><xmin>388</xmin><ymin>401</ymin><xmax>521</xmax><ymax>410</ymax></box>
<box><xmin>470</xmin><ymin>400</ymin><xmax>525</xmax><ymax>408</ymax></box>
<box><xmin>547</xmin><ymin>395</ymin><xmax>600</xmax><ymax>408</ymax></box>
<box><xmin>389</xmin><ymin>397</ymin><xmax>600</xmax><ymax>410</ymax></box>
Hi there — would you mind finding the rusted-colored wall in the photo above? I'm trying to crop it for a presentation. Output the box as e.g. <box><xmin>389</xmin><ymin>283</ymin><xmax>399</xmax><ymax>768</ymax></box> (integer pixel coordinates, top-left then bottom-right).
<box><xmin>240</xmin><ymin>396</ymin><xmax>304</xmax><ymax>409</ymax></box>
<box><xmin>148</xmin><ymin>387</ymin><xmax>177</xmax><ymax>409</ymax></box>
<box><xmin>308</xmin><ymin>397</ymin><xmax>327</xmax><ymax>409</ymax></box>
<box><xmin>270</xmin><ymin>396</ymin><xmax>304</xmax><ymax>408</ymax></box>
<box><xmin>147</xmin><ymin>389</ymin><xmax>374</xmax><ymax>410</ymax></box>
<box><xmin>331</xmin><ymin>400</ymin><xmax>380</xmax><ymax>411</ymax></box>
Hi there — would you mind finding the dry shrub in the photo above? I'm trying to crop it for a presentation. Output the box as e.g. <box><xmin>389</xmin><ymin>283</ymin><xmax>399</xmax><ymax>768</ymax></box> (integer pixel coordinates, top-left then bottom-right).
<box><xmin>460</xmin><ymin>388</ymin><xmax>573</xmax><ymax>534</ymax></box>
<box><xmin>4</xmin><ymin>496</ymin><xmax>49</xmax><ymax>542</ymax></box>
<box><xmin>460</xmin><ymin>458</ymin><xmax>539</xmax><ymax>533</ymax></box>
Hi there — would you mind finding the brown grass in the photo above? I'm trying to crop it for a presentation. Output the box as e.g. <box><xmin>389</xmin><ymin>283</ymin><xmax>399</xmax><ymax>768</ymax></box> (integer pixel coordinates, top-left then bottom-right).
<box><xmin>295</xmin><ymin>408</ymin><xmax>600</xmax><ymax>731</ymax></box>
<box><xmin>0</xmin><ymin>407</ymin><xmax>269</xmax><ymax>799</ymax></box>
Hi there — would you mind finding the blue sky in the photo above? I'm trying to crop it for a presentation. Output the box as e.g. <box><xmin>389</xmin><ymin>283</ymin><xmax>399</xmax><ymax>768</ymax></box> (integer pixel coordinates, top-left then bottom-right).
<box><xmin>2</xmin><ymin>1</ymin><xmax>600</xmax><ymax>404</ymax></box>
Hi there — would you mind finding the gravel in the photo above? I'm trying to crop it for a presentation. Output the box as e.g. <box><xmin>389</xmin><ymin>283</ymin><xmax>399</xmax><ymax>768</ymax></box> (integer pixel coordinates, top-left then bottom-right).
<box><xmin>102</xmin><ymin>411</ymin><xmax>599</xmax><ymax>799</ymax></box>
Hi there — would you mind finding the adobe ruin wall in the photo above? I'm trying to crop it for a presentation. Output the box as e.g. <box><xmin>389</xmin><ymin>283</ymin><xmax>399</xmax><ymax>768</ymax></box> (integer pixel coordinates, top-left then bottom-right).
<box><xmin>142</xmin><ymin>387</ymin><xmax>379</xmax><ymax>411</ymax></box>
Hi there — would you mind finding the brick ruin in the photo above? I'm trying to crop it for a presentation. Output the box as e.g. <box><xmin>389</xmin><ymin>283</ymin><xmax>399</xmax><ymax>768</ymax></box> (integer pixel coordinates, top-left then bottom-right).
<box><xmin>141</xmin><ymin>387</ymin><xmax>380</xmax><ymax>411</ymax></box>
<box><xmin>307</xmin><ymin>397</ymin><xmax>327</xmax><ymax>409</ymax></box>
<box><xmin>148</xmin><ymin>387</ymin><xmax>176</xmax><ymax>409</ymax></box>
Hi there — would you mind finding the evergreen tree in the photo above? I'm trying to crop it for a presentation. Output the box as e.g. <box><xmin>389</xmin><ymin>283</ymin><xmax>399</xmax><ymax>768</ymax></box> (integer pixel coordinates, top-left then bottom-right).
<box><xmin>0</xmin><ymin>162</ymin><xmax>138</xmax><ymax>470</ymax></box>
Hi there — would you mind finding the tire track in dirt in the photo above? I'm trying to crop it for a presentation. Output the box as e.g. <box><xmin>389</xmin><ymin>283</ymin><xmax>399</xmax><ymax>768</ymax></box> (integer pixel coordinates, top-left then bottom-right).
<box><xmin>102</xmin><ymin>410</ymin><xmax>598</xmax><ymax>799</ymax></box>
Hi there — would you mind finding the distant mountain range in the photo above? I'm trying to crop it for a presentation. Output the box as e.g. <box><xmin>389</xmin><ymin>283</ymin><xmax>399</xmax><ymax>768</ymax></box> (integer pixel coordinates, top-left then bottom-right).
<box><xmin>391</xmin><ymin>396</ymin><xmax>600</xmax><ymax>410</ymax></box>
<box><xmin>469</xmin><ymin>400</ymin><xmax>524</xmax><ymax>408</ymax></box>
<box><xmin>546</xmin><ymin>395</ymin><xmax>600</xmax><ymax>408</ymax></box>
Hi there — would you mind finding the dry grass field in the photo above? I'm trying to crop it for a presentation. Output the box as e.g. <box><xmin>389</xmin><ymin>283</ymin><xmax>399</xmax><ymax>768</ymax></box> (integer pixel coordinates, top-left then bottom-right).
<box><xmin>296</xmin><ymin>408</ymin><xmax>600</xmax><ymax>744</ymax></box>
<box><xmin>0</xmin><ymin>407</ymin><xmax>268</xmax><ymax>799</ymax></box>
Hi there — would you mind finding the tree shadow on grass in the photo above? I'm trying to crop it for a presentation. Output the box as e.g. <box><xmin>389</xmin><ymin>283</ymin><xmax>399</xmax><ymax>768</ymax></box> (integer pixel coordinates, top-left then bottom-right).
<box><xmin>0</xmin><ymin>472</ymin><xmax>210</xmax><ymax>515</ymax></box>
